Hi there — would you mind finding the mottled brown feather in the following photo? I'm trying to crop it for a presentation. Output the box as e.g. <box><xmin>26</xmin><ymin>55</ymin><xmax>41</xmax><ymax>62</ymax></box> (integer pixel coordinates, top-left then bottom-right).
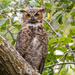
<box><xmin>15</xmin><ymin>8</ymin><xmax>48</xmax><ymax>74</ymax></box>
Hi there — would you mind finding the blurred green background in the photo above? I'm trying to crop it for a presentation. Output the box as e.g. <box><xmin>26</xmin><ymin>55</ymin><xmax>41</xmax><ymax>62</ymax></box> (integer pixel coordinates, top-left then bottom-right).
<box><xmin>0</xmin><ymin>0</ymin><xmax>75</xmax><ymax>75</ymax></box>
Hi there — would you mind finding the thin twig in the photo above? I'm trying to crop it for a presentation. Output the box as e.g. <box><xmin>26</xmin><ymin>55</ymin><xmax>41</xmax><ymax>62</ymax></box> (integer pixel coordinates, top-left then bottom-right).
<box><xmin>43</xmin><ymin>19</ymin><xmax>61</xmax><ymax>37</ymax></box>
<box><xmin>7</xmin><ymin>29</ymin><xmax>16</xmax><ymax>41</ymax></box>
<box><xmin>57</xmin><ymin>54</ymin><xmax>67</xmax><ymax>75</ymax></box>
<box><xmin>4</xmin><ymin>25</ymin><xmax>21</xmax><ymax>36</ymax></box>
<box><xmin>69</xmin><ymin>47</ymin><xmax>75</xmax><ymax>58</ymax></box>
<box><xmin>60</xmin><ymin>50</ymin><xmax>75</xmax><ymax>61</ymax></box>
<box><xmin>65</xmin><ymin>44</ymin><xmax>75</xmax><ymax>61</ymax></box>
<box><xmin>44</xmin><ymin>62</ymin><xmax>75</xmax><ymax>69</ymax></box>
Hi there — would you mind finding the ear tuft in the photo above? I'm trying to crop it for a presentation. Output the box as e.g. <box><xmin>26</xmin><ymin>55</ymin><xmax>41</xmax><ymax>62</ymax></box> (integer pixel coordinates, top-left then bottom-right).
<box><xmin>38</xmin><ymin>8</ymin><xmax>45</xmax><ymax>12</ymax></box>
<box><xmin>20</xmin><ymin>10</ymin><xmax>26</xmax><ymax>13</ymax></box>
<box><xmin>42</xmin><ymin>8</ymin><xmax>45</xmax><ymax>12</ymax></box>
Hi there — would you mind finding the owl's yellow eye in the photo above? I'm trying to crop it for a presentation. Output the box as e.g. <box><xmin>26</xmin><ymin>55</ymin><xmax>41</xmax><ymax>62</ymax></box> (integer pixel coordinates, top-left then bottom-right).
<box><xmin>35</xmin><ymin>13</ymin><xmax>39</xmax><ymax>17</ymax></box>
<box><xmin>26</xmin><ymin>14</ymin><xmax>30</xmax><ymax>17</ymax></box>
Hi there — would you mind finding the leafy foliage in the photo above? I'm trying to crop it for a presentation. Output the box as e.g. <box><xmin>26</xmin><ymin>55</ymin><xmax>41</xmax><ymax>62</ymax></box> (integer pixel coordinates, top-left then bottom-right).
<box><xmin>0</xmin><ymin>0</ymin><xmax>75</xmax><ymax>75</ymax></box>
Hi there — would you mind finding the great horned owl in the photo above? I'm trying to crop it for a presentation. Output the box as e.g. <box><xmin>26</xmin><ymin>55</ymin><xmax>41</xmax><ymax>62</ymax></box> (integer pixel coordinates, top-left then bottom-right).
<box><xmin>15</xmin><ymin>8</ymin><xmax>48</xmax><ymax>74</ymax></box>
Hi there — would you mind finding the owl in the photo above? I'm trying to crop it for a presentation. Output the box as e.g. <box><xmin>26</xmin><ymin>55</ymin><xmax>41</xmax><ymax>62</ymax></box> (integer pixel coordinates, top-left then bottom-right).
<box><xmin>15</xmin><ymin>8</ymin><xmax>48</xmax><ymax>74</ymax></box>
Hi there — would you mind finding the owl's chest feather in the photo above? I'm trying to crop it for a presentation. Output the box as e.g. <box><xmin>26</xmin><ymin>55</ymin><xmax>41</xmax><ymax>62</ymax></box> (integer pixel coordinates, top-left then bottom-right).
<box><xmin>22</xmin><ymin>24</ymin><xmax>47</xmax><ymax>44</ymax></box>
<box><xmin>33</xmin><ymin>37</ymin><xmax>38</xmax><ymax>45</ymax></box>
<box><xmin>16</xmin><ymin>24</ymin><xmax>48</xmax><ymax>56</ymax></box>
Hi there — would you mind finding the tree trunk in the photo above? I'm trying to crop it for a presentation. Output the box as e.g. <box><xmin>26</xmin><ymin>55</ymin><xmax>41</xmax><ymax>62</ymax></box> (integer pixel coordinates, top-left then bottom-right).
<box><xmin>0</xmin><ymin>35</ymin><xmax>40</xmax><ymax>75</ymax></box>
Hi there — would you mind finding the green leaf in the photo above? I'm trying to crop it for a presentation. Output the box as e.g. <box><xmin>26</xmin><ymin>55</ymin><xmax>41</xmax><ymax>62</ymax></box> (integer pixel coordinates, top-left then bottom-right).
<box><xmin>48</xmin><ymin>38</ymin><xmax>57</xmax><ymax>46</ymax></box>
<box><xmin>6</xmin><ymin>19</ymin><xmax>10</xmax><ymax>25</ymax></box>
<box><xmin>43</xmin><ymin>71</ymin><xmax>48</xmax><ymax>75</ymax></box>
<box><xmin>13</xmin><ymin>20</ymin><xmax>21</xmax><ymax>30</ymax></box>
<box><xmin>63</xmin><ymin>37</ymin><xmax>71</xmax><ymax>44</ymax></box>
<box><xmin>0</xmin><ymin>0</ymin><xmax>11</xmax><ymax>8</ymax></box>
<box><xmin>69</xmin><ymin>55</ymin><xmax>74</xmax><ymax>61</ymax></box>
<box><xmin>70</xmin><ymin>65</ymin><xmax>75</xmax><ymax>71</ymax></box>
<box><xmin>45</xmin><ymin>62</ymin><xmax>51</xmax><ymax>66</ymax></box>
<box><xmin>9</xmin><ymin>26</ymin><xmax>19</xmax><ymax>33</ymax></box>
<box><xmin>66</xmin><ymin>56</ymin><xmax>69</xmax><ymax>62</ymax></box>
<box><xmin>56</xmin><ymin>55</ymin><xmax>63</xmax><ymax>58</ymax></box>
<box><xmin>11</xmin><ymin>40</ymin><xmax>15</xmax><ymax>46</ymax></box>
<box><xmin>45</xmin><ymin>3</ymin><xmax>52</xmax><ymax>8</ymax></box>
<box><xmin>0</xmin><ymin>19</ymin><xmax>7</xmax><ymax>25</ymax></box>
<box><xmin>12</xmin><ymin>14</ymin><xmax>17</xmax><ymax>19</ymax></box>
<box><xmin>0</xmin><ymin>37</ymin><xmax>2</xmax><ymax>44</ymax></box>
<box><xmin>44</xmin><ymin>23</ymin><xmax>50</xmax><ymax>31</ymax></box>
<box><xmin>29</xmin><ymin>0</ymin><xmax>37</xmax><ymax>7</ymax></box>
<box><xmin>0</xmin><ymin>0</ymin><xmax>11</xmax><ymax>3</ymax></box>
<box><xmin>68</xmin><ymin>28</ymin><xmax>75</xmax><ymax>37</ymax></box>
<box><xmin>70</xmin><ymin>11</ymin><xmax>75</xmax><ymax>16</ymax></box>
<box><xmin>70</xmin><ymin>21</ymin><xmax>75</xmax><ymax>26</ymax></box>
<box><xmin>56</xmin><ymin>14</ymin><xmax>62</xmax><ymax>20</ymax></box>
<box><xmin>58</xmin><ymin>15</ymin><xmax>63</xmax><ymax>24</ymax></box>
<box><xmin>1</xmin><ymin>25</ymin><xmax>6</xmax><ymax>31</ymax></box>
<box><xmin>59</xmin><ymin>66</ymin><xmax>68</xmax><ymax>75</ymax></box>
<box><xmin>56</xmin><ymin>46</ymin><xmax>67</xmax><ymax>52</ymax></box>
<box><xmin>67</xmin><ymin>3</ymin><xmax>73</xmax><ymax>12</ymax></box>
<box><xmin>65</xmin><ymin>13</ymin><xmax>68</xmax><ymax>19</ymax></box>
<box><xmin>58</xmin><ymin>36</ymin><xmax>66</xmax><ymax>43</ymax></box>
<box><xmin>0</xmin><ymin>3</ymin><xmax>4</xmax><ymax>9</ymax></box>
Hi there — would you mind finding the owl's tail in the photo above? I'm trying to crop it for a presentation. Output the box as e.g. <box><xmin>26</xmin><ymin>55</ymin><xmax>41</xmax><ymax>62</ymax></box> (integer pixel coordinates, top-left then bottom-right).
<box><xmin>38</xmin><ymin>57</ymin><xmax>46</xmax><ymax>74</ymax></box>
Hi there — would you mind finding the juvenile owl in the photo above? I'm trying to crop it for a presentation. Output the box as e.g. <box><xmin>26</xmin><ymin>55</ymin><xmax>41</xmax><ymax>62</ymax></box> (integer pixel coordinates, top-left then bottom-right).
<box><xmin>15</xmin><ymin>8</ymin><xmax>48</xmax><ymax>74</ymax></box>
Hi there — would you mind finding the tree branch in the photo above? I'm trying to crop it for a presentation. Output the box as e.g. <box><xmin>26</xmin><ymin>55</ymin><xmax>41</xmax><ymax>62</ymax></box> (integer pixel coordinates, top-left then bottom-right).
<box><xmin>0</xmin><ymin>35</ymin><xmax>40</xmax><ymax>75</ymax></box>
<box><xmin>4</xmin><ymin>25</ymin><xmax>21</xmax><ymax>37</ymax></box>
<box><xmin>44</xmin><ymin>62</ymin><xmax>75</xmax><ymax>69</ymax></box>
<box><xmin>57</xmin><ymin>52</ymin><xmax>67</xmax><ymax>75</ymax></box>
<box><xmin>65</xmin><ymin>44</ymin><xmax>75</xmax><ymax>61</ymax></box>
<box><xmin>7</xmin><ymin>29</ymin><xmax>16</xmax><ymax>41</ymax></box>
<box><xmin>60</xmin><ymin>50</ymin><xmax>75</xmax><ymax>61</ymax></box>
<box><xmin>43</xmin><ymin>19</ymin><xmax>61</xmax><ymax>37</ymax></box>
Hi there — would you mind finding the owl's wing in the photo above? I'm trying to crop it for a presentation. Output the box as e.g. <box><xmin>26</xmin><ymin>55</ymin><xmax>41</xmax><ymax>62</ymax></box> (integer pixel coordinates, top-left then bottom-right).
<box><xmin>37</xmin><ymin>27</ymin><xmax>48</xmax><ymax>74</ymax></box>
<box><xmin>15</xmin><ymin>28</ymin><xmax>31</xmax><ymax>56</ymax></box>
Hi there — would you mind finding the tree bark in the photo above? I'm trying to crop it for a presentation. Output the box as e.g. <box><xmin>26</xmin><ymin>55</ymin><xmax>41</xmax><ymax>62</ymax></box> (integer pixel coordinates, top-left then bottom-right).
<box><xmin>0</xmin><ymin>35</ymin><xmax>40</xmax><ymax>75</ymax></box>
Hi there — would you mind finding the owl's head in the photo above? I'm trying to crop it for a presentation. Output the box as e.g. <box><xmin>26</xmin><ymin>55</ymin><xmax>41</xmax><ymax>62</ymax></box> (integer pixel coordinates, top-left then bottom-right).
<box><xmin>20</xmin><ymin>8</ymin><xmax>44</xmax><ymax>24</ymax></box>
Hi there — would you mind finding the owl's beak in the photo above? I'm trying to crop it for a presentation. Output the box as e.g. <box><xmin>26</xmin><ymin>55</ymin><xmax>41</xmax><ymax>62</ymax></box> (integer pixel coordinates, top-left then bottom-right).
<box><xmin>31</xmin><ymin>16</ymin><xmax>35</xmax><ymax>22</ymax></box>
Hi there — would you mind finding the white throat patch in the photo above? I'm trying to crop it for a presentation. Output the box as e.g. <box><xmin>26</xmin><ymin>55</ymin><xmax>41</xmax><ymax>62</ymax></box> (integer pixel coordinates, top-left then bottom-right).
<box><xmin>26</xmin><ymin>23</ymin><xmax>41</xmax><ymax>27</ymax></box>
